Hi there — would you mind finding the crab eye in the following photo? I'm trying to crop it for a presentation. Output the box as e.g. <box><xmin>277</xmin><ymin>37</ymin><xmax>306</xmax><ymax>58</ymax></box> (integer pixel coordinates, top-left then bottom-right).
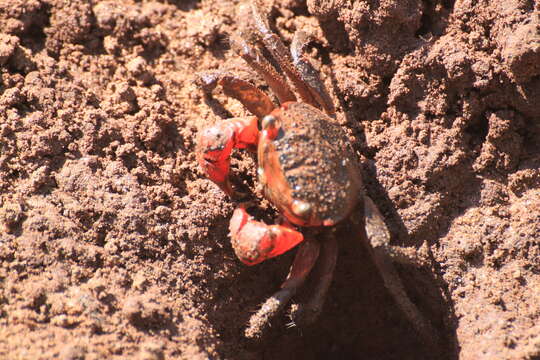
<box><xmin>261</xmin><ymin>115</ymin><xmax>277</xmax><ymax>130</ymax></box>
<box><xmin>291</xmin><ymin>199</ymin><xmax>312</xmax><ymax>219</ymax></box>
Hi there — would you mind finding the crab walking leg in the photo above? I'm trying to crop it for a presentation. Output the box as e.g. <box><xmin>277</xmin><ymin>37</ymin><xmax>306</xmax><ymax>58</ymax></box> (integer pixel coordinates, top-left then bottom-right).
<box><xmin>250</xmin><ymin>2</ymin><xmax>322</xmax><ymax>111</ymax></box>
<box><xmin>229</xmin><ymin>206</ymin><xmax>305</xmax><ymax>266</ymax></box>
<box><xmin>197</xmin><ymin>70</ymin><xmax>276</xmax><ymax>118</ymax></box>
<box><xmin>245</xmin><ymin>238</ymin><xmax>321</xmax><ymax>338</ymax></box>
<box><xmin>290</xmin><ymin>31</ymin><xmax>336</xmax><ymax>116</ymax></box>
<box><xmin>230</xmin><ymin>35</ymin><xmax>297</xmax><ymax>105</ymax></box>
<box><xmin>291</xmin><ymin>231</ymin><xmax>338</xmax><ymax>327</ymax></box>
<box><xmin>361</xmin><ymin>195</ymin><xmax>440</xmax><ymax>350</ymax></box>
<box><xmin>196</xmin><ymin>117</ymin><xmax>259</xmax><ymax>197</ymax></box>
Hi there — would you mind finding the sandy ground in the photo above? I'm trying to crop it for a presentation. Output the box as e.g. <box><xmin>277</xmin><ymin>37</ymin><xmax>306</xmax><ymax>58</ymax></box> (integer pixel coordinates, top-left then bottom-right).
<box><xmin>0</xmin><ymin>0</ymin><xmax>539</xmax><ymax>359</ymax></box>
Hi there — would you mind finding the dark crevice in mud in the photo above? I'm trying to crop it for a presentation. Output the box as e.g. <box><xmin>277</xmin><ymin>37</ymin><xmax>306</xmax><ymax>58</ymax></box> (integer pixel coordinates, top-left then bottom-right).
<box><xmin>464</xmin><ymin>114</ymin><xmax>489</xmax><ymax>148</ymax></box>
<box><xmin>17</xmin><ymin>3</ymin><xmax>51</xmax><ymax>53</ymax></box>
<box><xmin>416</xmin><ymin>0</ymin><xmax>454</xmax><ymax>38</ymax></box>
<box><xmin>168</xmin><ymin>0</ymin><xmax>201</xmax><ymax>12</ymax></box>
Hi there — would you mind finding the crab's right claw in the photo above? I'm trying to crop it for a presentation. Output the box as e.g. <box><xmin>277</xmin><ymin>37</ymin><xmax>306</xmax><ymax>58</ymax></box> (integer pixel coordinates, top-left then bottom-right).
<box><xmin>196</xmin><ymin>126</ymin><xmax>235</xmax><ymax>195</ymax></box>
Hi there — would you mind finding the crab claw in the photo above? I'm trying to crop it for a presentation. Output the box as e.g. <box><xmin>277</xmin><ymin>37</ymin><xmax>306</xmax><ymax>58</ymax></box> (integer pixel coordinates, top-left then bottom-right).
<box><xmin>229</xmin><ymin>206</ymin><xmax>304</xmax><ymax>265</ymax></box>
<box><xmin>196</xmin><ymin>117</ymin><xmax>259</xmax><ymax>198</ymax></box>
<box><xmin>197</xmin><ymin>128</ymin><xmax>234</xmax><ymax>196</ymax></box>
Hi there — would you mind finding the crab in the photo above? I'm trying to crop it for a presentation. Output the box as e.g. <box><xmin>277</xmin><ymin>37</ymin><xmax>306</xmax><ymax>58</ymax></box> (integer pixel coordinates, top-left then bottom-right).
<box><xmin>196</xmin><ymin>1</ymin><xmax>438</xmax><ymax>343</ymax></box>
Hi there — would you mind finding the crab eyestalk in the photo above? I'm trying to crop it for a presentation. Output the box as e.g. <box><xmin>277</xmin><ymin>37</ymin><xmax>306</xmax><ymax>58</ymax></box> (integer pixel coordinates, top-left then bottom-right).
<box><xmin>260</xmin><ymin>114</ymin><xmax>280</xmax><ymax>139</ymax></box>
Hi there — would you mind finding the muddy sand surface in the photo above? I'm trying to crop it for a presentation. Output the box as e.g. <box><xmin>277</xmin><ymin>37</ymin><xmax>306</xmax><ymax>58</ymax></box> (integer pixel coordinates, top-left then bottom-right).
<box><xmin>1</xmin><ymin>0</ymin><xmax>539</xmax><ymax>359</ymax></box>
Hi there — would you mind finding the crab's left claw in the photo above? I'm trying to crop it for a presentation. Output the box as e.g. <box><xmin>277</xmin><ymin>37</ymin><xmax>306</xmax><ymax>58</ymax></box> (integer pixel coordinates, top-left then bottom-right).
<box><xmin>229</xmin><ymin>206</ymin><xmax>304</xmax><ymax>265</ymax></box>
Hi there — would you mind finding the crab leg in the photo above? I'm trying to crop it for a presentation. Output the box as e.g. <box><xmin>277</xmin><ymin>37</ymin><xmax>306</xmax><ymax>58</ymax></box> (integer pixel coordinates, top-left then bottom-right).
<box><xmin>250</xmin><ymin>2</ymin><xmax>333</xmax><ymax>115</ymax></box>
<box><xmin>245</xmin><ymin>237</ymin><xmax>321</xmax><ymax>338</ymax></box>
<box><xmin>196</xmin><ymin>117</ymin><xmax>259</xmax><ymax>197</ymax></box>
<box><xmin>197</xmin><ymin>70</ymin><xmax>275</xmax><ymax>118</ymax></box>
<box><xmin>290</xmin><ymin>31</ymin><xmax>336</xmax><ymax>116</ymax></box>
<box><xmin>291</xmin><ymin>231</ymin><xmax>338</xmax><ymax>327</ymax></box>
<box><xmin>230</xmin><ymin>35</ymin><xmax>297</xmax><ymax>105</ymax></box>
<box><xmin>360</xmin><ymin>195</ymin><xmax>440</xmax><ymax>350</ymax></box>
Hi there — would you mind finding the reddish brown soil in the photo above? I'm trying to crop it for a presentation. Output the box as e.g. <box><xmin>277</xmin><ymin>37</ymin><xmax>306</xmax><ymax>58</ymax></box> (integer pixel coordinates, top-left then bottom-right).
<box><xmin>1</xmin><ymin>0</ymin><xmax>539</xmax><ymax>359</ymax></box>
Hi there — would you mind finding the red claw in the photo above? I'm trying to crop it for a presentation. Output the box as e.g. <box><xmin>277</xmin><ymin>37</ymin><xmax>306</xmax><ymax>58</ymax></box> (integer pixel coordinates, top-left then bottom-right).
<box><xmin>229</xmin><ymin>207</ymin><xmax>304</xmax><ymax>266</ymax></box>
<box><xmin>196</xmin><ymin>117</ymin><xmax>259</xmax><ymax>197</ymax></box>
